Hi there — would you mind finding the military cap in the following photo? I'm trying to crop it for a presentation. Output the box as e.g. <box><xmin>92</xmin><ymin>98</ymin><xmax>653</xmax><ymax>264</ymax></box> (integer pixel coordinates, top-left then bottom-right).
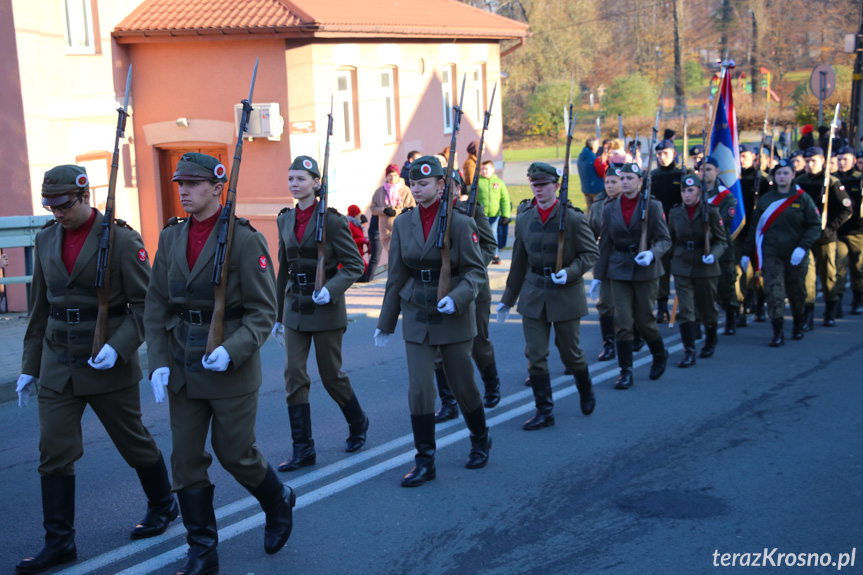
<box><xmin>173</xmin><ymin>152</ymin><xmax>228</xmax><ymax>183</ymax></box>
<box><xmin>527</xmin><ymin>162</ymin><xmax>561</xmax><ymax>183</ymax></box>
<box><xmin>788</xmin><ymin>150</ymin><xmax>801</xmax><ymax>160</ymax></box>
<box><xmin>689</xmin><ymin>144</ymin><xmax>704</xmax><ymax>156</ymax></box>
<box><xmin>857</xmin><ymin>150</ymin><xmax>863</xmax><ymax>159</ymax></box>
<box><xmin>803</xmin><ymin>147</ymin><xmax>824</xmax><ymax>158</ymax></box>
<box><xmin>290</xmin><ymin>155</ymin><xmax>321</xmax><ymax>179</ymax></box>
<box><xmin>682</xmin><ymin>174</ymin><xmax>702</xmax><ymax>189</ymax></box>
<box><xmin>801</xmin><ymin>124</ymin><xmax>814</xmax><ymax>135</ymax></box>
<box><xmin>836</xmin><ymin>145</ymin><xmax>855</xmax><ymax>156</ymax></box>
<box><xmin>703</xmin><ymin>155</ymin><xmax>720</xmax><ymax>168</ymax></box>
<box><xmin>655</xmin><ymin>139</ymin><xmax>676</xmax><ymax>152</ymax></box>
<box><xmin>619</xmin><ymin>162</ymin><xmax>643</xmax><ymax>176</ymax></box>
<box><xmin>409</xmin><ymin>155</ymin><xmax>445</xmax><ymax>180</ymax></box>
<box><xmin>739</xmin><ymin>143</ymin><xmax>754</xmax><ymax>154</ymax></box>
<box><xmin>771</xmin><ymin>158</ymin><xmax>793</xmax><ymax>174</ymax></box>
<box><xmin>663</xmin><ymin>129</ymin><xmax>676</xmax><ymax>140</ymax></box>
<box><xmin>42</xmin><ymin>165</ymin><xmax>89</xmax><ymax>207</ymax></box>
<box><xmin>606</xmin><ymin>162</ymin><xmax>625</xmax><ymax>176</ymax></box>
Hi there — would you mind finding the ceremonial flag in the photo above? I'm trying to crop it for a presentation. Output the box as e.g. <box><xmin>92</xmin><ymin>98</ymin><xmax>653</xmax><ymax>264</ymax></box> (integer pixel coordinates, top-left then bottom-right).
<box><xmin>708</xmin><ymin>61</ymin><xmax>745</xmax><ymax>239</ymax></box>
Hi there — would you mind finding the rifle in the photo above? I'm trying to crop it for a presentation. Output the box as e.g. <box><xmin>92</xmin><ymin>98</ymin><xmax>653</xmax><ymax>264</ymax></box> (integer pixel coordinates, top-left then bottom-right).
<box><xmin>556</xmin><ymin>75</ymin><xmax>577</xmax><ymax>272</ymax></box>
<box><xmin>206</xmin><ymin>58</ymin><xmax>258</xmax><ymax>355</ymax></box>
<box><xmin>466</xmin><ymin>82</ymin><xmax>497</xmax><ymax>218</ymax></box>
<box><xmin>700</xmin><ymin>125</ymin><xmax>711</xmax><ymax>258</ymax></box>
<box><xmin>92</xmin><ymin>65</ymin><xmax>132</xmax><ymax>359</ymax></box>
<box><xmin>753</xmin><ymin>102</ymin><xmax>769</xmax><ymax>202</ymax></box>
<box><xmin>315</xmin><ymin>96</ymin><xmax>335</xmax><ymax>294</ymax></box>
<box><xmin>638</xmin><ymin>111</ymin><xmax>661</xmax><ymax>252</ymax></box>
<box><xmin>821</xmin><ymin>103</ymin><xmax>841</xmax><ymax>230</ymax></box>
<box><xmin>436</xmin><ymin>75</ymin><xmax>466</xmax><ymax>301</ymax></box>
<box><xmin>768</xmin><ymin>117</ymin><xmax>777</xmax><ymax>166</ymax></box>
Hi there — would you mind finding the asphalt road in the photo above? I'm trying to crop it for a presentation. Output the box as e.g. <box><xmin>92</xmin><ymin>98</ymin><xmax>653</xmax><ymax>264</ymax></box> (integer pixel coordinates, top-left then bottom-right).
<box><xmin>1</xmin><ymin>291</ymin><xmax>861</xmax><ymax>575</ymax></box>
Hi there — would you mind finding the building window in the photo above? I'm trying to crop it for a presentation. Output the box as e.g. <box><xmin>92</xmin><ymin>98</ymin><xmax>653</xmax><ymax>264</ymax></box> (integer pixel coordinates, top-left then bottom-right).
<box><xmin>65</xmin><ymin>0</ymin><xmax>95</xmax><ymax>54</ymax></box>
<box><xmin>75</xmin><ymin>151</ymin><xmax>111</xmax><ymax>211</ymax></box>
<box><xmin>441</xmin><ymin>66</ymin><xmax>457</xmax><ymax>134</ymax></box>
<box><xmin>468</xmin><ymin>64</ymin><xmax>486</xmax><ymax>124</ymax></box>
<box><xmin>380</xmin><ymin>68</ymin><xmax>399</xmax><ymax>143</ymax></box>
<box><xmin>336</xmin><ymin>69</ymin><xmax>358</xmax><ymax>149</ymax></box>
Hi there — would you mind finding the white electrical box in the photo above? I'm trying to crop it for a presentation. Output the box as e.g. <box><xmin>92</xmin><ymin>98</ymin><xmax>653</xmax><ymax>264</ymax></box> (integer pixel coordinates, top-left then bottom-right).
<box><xmin>234</xmin><ymin>102</ymin><xmax>284</xmax><ymax>141</ymax></box>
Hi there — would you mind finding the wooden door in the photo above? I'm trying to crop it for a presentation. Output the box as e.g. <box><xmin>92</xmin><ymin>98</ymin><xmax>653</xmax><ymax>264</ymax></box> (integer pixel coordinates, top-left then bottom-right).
<box><xmin>157</xmin><ymin>146</ymin><xmax>229</xmax><ymax>224</ymax></box>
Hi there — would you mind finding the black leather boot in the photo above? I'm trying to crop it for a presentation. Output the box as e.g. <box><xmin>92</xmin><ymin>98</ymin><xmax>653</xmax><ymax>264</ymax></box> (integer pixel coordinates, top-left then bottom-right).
<box><xmin>851</xmin><ymin>291</ymin><xmax>863</xmax><ymax>315</ymax></box>
<box><xmin>804</xmin><ymin>303</ymin><xmax>815</xmax><ymax>331</ymax></box>
<box><xmin>480</xmin><ymin>365</ymin><xmax>501</xmax><ymax>408</ymax></box>
<box><xmin>835</xmin><ymin>293</ymin><xmax>844</xmax><ymax>318</ymax></box>
<box><xmin>462</xmin><ymin>406</ymin><xmax>492</xmax><ymax>469</ymax></box>
<box><xmin>597</xmin><ymin>316</ymin><xmax>616</xmax><ymax>361</ymax></box>
<box><xmin>700</xmin><ymin>323</ymin><xmax>718</xmax><ymax>358</ymax></box>
<box><xmin>647</xmin><ymin>337</ymin><xmax>668</xmax><ymax>380</ymax></box>
<box><xmin>573</xmin><ymin>368</ymin><xmax>596</xmax><ymax>415</ymax></box>
<box><xmin>175</xmin><ymin>485</ymin><xmax>219</xmax><ymax>575</ymax></box>
<box><xmin>791</xmin><ymin>315</ymin><xmax>805</xmax><ymax>340</ymax></box>
<box><xmin>131</xmin><ymin>454</ymin><xmax>179</xmax><ymax>539</ymax></box>
<box><xmin>694</xmin><ymin>320</ymin><xmax>703</xmax><ymax>340</ymax></box>
<box><xmin>247</xmin><ymin>465</ymin><xmax>296</xmax><ymax>554</ymax></box>
<box><xmin>754</xmin><ymin>294</ymin><xmax>766</xmax><ymax>322</ymax></box>
<box><xmin>769</xmin><ymin>318</ymin><xmax>785</xmax><ymax>347</ymax></box>
<box><xmin>723</xmin><ymin>307</ymin><xmax>737</xmax><ymax>335</ymax></box>
<box><xmin>614</xmin><ymin>340</ymin><xmax>634</xmax><ymax>389</ymax></box>
<box><xmin>278</xmin><ymin>404</ymin><xmax>316</xmax><ymax>472</ymax></box>
<box><xmin>677</xmin><ymin>322</ymin><xmax>696</xmax><ymax>368</ymax></box>
<box><xmin>401</xmin><ymin>414</ymin><xmax>436</xmax><ymax>487</ymax></box>
<box><xmin>523</xmin><ymin>373</ymin><xmax>554</xmax><ymax>430</ymax></box>
<box><xmin>655</xmin><ymin>297</ymin><xmax>669</xmax><ymax>323</ymax></box>
<box><xmin>632</xmin><ymin>326</ymin><xmax>645</xmax><ymax>352</ymax></box>
<box><xmin>339</xmin><ymin>393</ymin><xmax>369</xmax><ymax>453</ymax></box>
<box><xmin>736</xmin><ymin>302</ymin><xmax>748</xmax><ymax>327</ymax></box>
<box><xmin>16</xmin><ymin>475</ymin><xmax>77</xmax><ymax>574</ymax></box>
<box><xmin>823</xmin><ymin>300</ymin><xmax>837</xmax><ymax>327</ymax></box>
<box><xmin>433</xmin><ymin>368</ymin><xmax>459</xmax><ymax>422</ymax></box>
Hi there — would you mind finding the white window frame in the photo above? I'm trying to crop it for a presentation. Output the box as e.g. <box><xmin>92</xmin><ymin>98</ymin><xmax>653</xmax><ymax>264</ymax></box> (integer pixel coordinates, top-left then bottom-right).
<box><xmin>469</xmin><ymin>64</ymin><xmax>485</xmax><ymax>124</ymax></box>
<box><xmin>336</xmin><ymin>70</ymin><xmax>356</xmax><ymax>149</ymax></box>
<box><xmin>65</xmin><ymin>0</ymin><xmax>95</xmax><ymax>54</ymax></box>
<box><xmin>380</xmin><ymin>68</ymin><xmax>397</xmax><ymax>143</ymax></box>
<box><xmin>441</xmin><ymin>66</ymin><xmax>454</xmax><ymax>134</ymax></box>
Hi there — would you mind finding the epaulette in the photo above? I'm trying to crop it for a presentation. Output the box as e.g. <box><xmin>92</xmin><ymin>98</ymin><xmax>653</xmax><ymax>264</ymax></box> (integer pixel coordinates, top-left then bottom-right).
<box><xmin>400</xmin><ymin>206</ymin><xmax>415</xmax><ymax>215</ymax></box>
<box><xmin>519</xmin><ymin>198</ymin><xmax>531</xmax><ymax>205</ymax></box>
<box><xmin>455</xmin><ymin>205</ymin><xmax>469</xmax><ymax>215</ymax></box>
<box><xmin>278</xmin><ymin>206</ymin><xmax>292</xmax><ymax>215</ymax></box>
<box><xmin>236</xmin><ymin>216</ymin><xmax>257</xmax><ymax>232</ymax></box>
<box><xmin>565</xmin><ymin>202</ymin><xmax>583</xmax><ymax>213</ymax></box>
<box><xmin>114</xmin><ymin>218</ymin><xmax>134</xmax><ymax>230</ymax></box>
<box><xmin>164</xmin><ymin>217</ymin><xmax>187</xmax><ymax>228</ymax></box>
<box><xmin>42</xmin><ymin>219</ymin><xmax>58</xmax><ymax>229</ymax></box>
<box><xmin>327</xmin><ymin>206</ymin><xmax>341</xmax><ymax>216</ymax></box>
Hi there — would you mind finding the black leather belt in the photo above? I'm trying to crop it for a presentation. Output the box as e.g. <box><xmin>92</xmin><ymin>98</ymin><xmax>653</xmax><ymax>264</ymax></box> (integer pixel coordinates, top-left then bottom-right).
<box><xmin>683</xmin><ymin>240</ymin><xmax>704</xmax><ymax>250</ymax></box>
<box><xmin>530</xmin><ymin>265</ymin><xmax>555</xmax><ymax>277</ymax></box>
<box><xmin>49</xmin><ymin>305</ymin><xmax>127</xmax><ymax>324</ymax></box>
<box><xmin>289</xmin><ymin>269</ymin><xmax>334</xmax><ymax>294</ymax></box>
<box><xmin>614</xmin><ymin>243</ymin><xmax>639</xmax><ymax>254</ymax></box>
<box><xmin>175</xmin><ymin>306</ymin><xmax>243</xmax><ymax>326</ymax></box>
<box><xmin>409</xmin><ymin>267</ymin><xmax>460</xmax><ymax>283</ymax></box>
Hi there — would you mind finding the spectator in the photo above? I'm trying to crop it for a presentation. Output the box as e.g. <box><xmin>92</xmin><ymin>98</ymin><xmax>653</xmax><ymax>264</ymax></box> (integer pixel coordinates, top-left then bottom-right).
<box><xmin>346</xmin><ymin>205</ymin><xmax>370</xmax><ymax>275</ymax></box>
<box><xmin>778</xmin><ymin>125</ymin><xmax>793</xmax><ymax>158</ymax></box>
<box><xmin>577</xmin><ymin>137</ymin><xmax>604</xmax><ymax>211</ymax></box>
<box><xmin>798</xmin><ymin>124</ymin><xmax>815</xmax><ymax>151</ymax></box>
<box><xmin>476</xmin><ymin>160</ymin><xmax>511</xmax><ymax>263</ymax></box>
<box><xmin>400</xmin><ymin>150</ymin><xmax>421</xmax><ymax>183</ymax></box>
<box><xmin>463</xmin><ymin>141</ymin><xmax>480</xmax><ymax>188</ymax></box>
<box><xmin>0</xmin><ymin>252</ymin><xmax>8</xmax><ymax>269</ymax></box>
<box><xmin>361</xmin><ymin>163</ymin><xmax>415</xmax><ymax>282</ymax></box>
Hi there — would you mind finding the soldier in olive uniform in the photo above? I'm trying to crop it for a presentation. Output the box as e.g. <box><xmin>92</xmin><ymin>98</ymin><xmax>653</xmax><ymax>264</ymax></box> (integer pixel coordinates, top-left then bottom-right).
<box><xmin>667</xmin><ymin>174</ymin><xmax>727</xmax><ymax>366</ymax></box>
<box><xmin>794</xmin><ymin>147</ymin><xmax>852</xmax><ymax>327</ymax></box>
<box><xmin>271</xmin><ymin>156</ymin><xmax>368</xmax><ymax>472</ymax></box>
<box><xmin>592</xmin><ymin>163</ymin><xmax>672</xmax><ymax>389</ymax></box>
<box><xmin>834</xmin><ymin>146</ymin><xmax>863</xmax><ymax>315</ymax></box>
<box><xmin>144</xmin><ymin>153</ymin><xmax>295</xmax><ymax>575</ymax></box>
<box><xmin>737</xmin><ymin>143</ymin><xmax>772</xmax><ymax>326</ymax></box>
<box><xmin>588</xmin><ymin>166</ymin><xmax>621</xmax><ymax>361</ymax></box>
<box><xmin>498</xmin><ymin>162</ymin><xmax>600</xmax><ymax>430</ymax></box>
<box><xmin>16</xmin><ymin>166</ymin><xmax>177</xmax><ymax>574</ymax></box>
<box><xmin>701</xmin><ymin>156</ymin><xmax>741</xmax><ymax>334</ymax></box>
<box><xmin>649</xmin><ymin>139</ymin><xmax>684</xmax><ymax>322</ymax></box>
<box><xmin>742</xmin><ymin>159</ymin><xmax>822</xmax><ymax>343</ymax></box>
<box><xmin>375</xmin><ymin>156</ymin><xmax>490</xmax><ymax>487</ymax></box>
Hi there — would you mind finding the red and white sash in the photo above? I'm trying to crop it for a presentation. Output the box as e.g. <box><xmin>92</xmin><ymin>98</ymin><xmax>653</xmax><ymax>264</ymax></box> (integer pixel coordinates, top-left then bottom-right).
<box><xmin>754</xmin><ymin>186</ymin><xmax>804</xmax><ymax>271</ymax></box>
<box><xmin>708</xmin><ymin>185</ymin><xmax>731</xmax><ymax>206</ymax></box>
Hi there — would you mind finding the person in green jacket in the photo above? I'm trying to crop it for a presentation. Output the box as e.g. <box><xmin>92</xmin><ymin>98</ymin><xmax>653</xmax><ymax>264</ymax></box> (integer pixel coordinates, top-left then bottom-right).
<box><xmin>477</xmin><ymin>161</ymin><xmax>511</xmax><ymax>263</ymax></box>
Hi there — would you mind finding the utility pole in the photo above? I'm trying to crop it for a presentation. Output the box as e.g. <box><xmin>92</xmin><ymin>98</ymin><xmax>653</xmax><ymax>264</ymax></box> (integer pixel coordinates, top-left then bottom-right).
<box><xmin>671</xmin><ymin>0</ymin><xmax>686</xmax><ymax>113</ymax></box>
<box><xmin>750</xmin><ymin>8</ymin><xmax>761</xmax><ymax>104</ymax></box>
<box><xmin>850</xmin><ymin>1</ymin><xmax>863</xmax><ymax>150</ymax></box>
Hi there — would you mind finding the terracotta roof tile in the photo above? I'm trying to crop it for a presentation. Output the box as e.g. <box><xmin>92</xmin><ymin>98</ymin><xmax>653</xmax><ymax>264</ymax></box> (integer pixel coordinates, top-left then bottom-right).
<box><xmin>114</xmin><ymin>0</ymin><xmax>528</xmax><ymax>41</ymax></box>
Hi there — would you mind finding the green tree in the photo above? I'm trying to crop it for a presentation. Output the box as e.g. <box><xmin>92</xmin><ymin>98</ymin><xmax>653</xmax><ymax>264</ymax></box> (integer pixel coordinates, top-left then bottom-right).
<box><xmin>604</xmin><ymin>74</ymin><xmax>659</xmax><ymax>117</ymax></box>
<box><xmin>684</xmin><ymin>60</ymin><xmax>706</xmax><ymax>92</ymax></box>
<box><xmin>525</xmin><ymin>82</ymin><xmax>570</xmax><ymax>137</ymax></box>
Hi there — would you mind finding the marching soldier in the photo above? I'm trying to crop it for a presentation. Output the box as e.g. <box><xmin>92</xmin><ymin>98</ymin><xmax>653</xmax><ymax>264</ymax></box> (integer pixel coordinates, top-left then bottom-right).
<box><xmin>794</xmin><ymin>147</ymin><xmax>852</xmax><ymax>328</ymax></box>
<box><xmin>649</xmin><ymin>138</ymin><xmax>684</xmax><ymax>322</ymax></box>
<box><xmin>144</xmin><ymin>153</ymin><xmax>294</xmax><ymax>575</ymax></box>
<box><xmin>375</xmin><ymin>156</ymin><xmax>491</xmax><ymax>487</ymax></box>
<box><xmin>701</xmin><ymin>156</ymin><xmax>741</xmax><ymax>334</ymax></box>
<box><xmin>592</xmin><ymin>163</ymin><xmax>672</xmax><ymax>389</ymax></box>
<box><xmin>588</xmin><ymin>165</ymin><xmax>622</xmax><ymax>361</ymax></box>
<box><xmin>742</xmin><ymin>159</ymin><xmax>821</xmax><ymax>343</ymax></box>
<box><xmin>834</xmin><ymin>146</ymin><xmax>863</xmax><ymax>315</ymax></box>
<box><xmin>737</xmin><ymin>143</ymin><xmax>771</xmax><ymax>326</ymax></box>
<box><xmin>498</xmin><ymin>162</ymin><xmax>600</xmax><ymax>429</ymax></box>
<box><xmin>790</xmin><ymin>150</ymin><xmax>807</xmax><ymax>178</ymax></box>
<box><xmin>433</xmin><ymin>171</ymin><xmax>502</xmax><ymax>422</ymax></box>
<box><xmin>272</xmin><ymin>156</ymin><xmax>368</xmax><ymax>472</ymax></box>
<box><xmin>667</xmin><ymin>174</ymin><xmax>727</xmax><ymax>366</ymax></box>
<box><xmin>16</xmin><ymin>165</ymin><xmax>178</xmax><ymax>574</ymax></box>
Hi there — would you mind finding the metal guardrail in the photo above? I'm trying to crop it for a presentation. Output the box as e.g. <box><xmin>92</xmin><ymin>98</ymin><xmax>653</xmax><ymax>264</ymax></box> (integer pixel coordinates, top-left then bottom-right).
<box><xmin>0</xmin><ymin>215</ymin><xmax>55</xmax><ymax>309</ymax></box>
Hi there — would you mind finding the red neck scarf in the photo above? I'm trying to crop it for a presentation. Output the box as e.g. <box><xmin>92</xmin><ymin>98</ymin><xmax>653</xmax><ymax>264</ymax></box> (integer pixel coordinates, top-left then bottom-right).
<box><xmin>620</xmin><ymin>194</ymin><xmax>639</xmax><ymax>226</ymax></box>
<box><xmin>294</xmin><ymin>201</ymin><xmax>316</xmax><ymax>242</ymax></box>
<box><xmin>187</xmin><ymin>207</ymin><xmax>221</xmax><ymax>270</ymax></box>
<box><xmin>686</xmin><ymin>201</ymin><xmax>699</xmax><ymax>221</ymax></box>
<box><xmin>537</xmin><ymin>199</ymin><xmax>559</xmax><ymax>224</ymax></box>
<box><xmin>419</xmin><ymin>199</ymin><xmax>441</xmax><ymax>241</ymax></box>
<box><xmin>61</xmin><ymin>209</ymin><xmax>96</xmax><ymax>274</ymax></box>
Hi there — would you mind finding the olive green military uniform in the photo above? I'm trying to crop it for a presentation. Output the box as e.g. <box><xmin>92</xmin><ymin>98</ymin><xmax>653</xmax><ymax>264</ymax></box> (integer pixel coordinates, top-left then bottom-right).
<box><xmin>588</xmin><ymin>190</ymin><xmax>615</xmax><ymax>319</ymax></box>
<box><xmin>649</xmin><ymin>163</ymin><xmax>684</xmax><ymax>306</ymax></box>
<box><xmin>144</xmin><ymin>215</ymin><xmax>276</xmax><ymax>491</ymax></box>
<box><xmin>835</xmin><ymin>168</ymin><xmax>863</xmax><ymax>310</ymax></box>
<box><xmin>707</xmin><ymin>184</ymin><xmax>741</xmax><ymax>313</ymax></box>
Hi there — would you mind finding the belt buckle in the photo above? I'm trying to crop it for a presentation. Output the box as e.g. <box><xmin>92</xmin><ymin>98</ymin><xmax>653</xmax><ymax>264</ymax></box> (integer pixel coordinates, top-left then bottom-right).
<box><xmin>686</xmin><ymin>241</ymin><xmax>695</xmax><ymax>250</ymax></box>
<box><xmin>189</xmin><ymin>310</ymin><xmax>203</xmax><ymax>326</ymax></box>
<box><xmin>542</xmin><ymin>266</ymin><xmax>553</xmax><ymax>277</ymax></box>
<box><xmin>296</xmin><ymin>273</ymin><xmax>307</xmax><ymax>286</ymax></box>
<box><xmin>421</xmin><ymin>269</ymin><xmax>432</xmax><ymax>282</ymax></box>
<box><xmin>66</xmin><ymin>309</ymin><xmax>80</xmax><ymax>325</ymax></box>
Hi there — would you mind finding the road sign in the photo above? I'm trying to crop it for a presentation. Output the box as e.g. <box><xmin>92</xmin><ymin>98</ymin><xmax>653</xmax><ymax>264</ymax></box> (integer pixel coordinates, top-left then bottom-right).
<box><xmin>809</xmin><ymin>64</ymin><xmax>836</xmax><ymax>100</ymax></box>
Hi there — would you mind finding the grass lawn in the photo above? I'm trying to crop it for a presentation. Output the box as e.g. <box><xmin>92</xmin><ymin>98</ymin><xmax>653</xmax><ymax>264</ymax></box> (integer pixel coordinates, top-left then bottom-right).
<box><xmin>503</xmin><ymin>146</ymin><xmax>568</xmax><ymax>162</ymax></box>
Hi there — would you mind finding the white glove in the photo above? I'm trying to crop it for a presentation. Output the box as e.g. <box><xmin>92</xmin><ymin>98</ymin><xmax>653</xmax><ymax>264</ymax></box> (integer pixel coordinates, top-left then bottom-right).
<box><xmin>437</xmin><ymin>296</ymin><xmax>456</xmax><ymax>314</ymax></box>
<box><xmin>701</xmin><ymin>254</ymin><xmax>715</xmax><ymax>265</ymax></box>
<box><xmin>790</xmin><ymin>247</ymin><xmax>806</xmax><ymax>266</ymax></box>
<box><xmin>740</xmin><ymin>256</ymin><xmax>750</xmax><ymax>273</ymax></box>
<box><xmin>589</xmin><ymin>279</ymin><xmax>601</xmax><ymax>300</ymax></box>
<box><xmin>374</xmin><ymin>328</ymin><xmax>390</xmax><ymax>348</ymax></box>
<box><xmin>87</xmin><ymin>343</ymin><xmax>118</xmax><ymax>370</ymax></box>
<box><xmin>16</xmin><ymin>374</ymin><xmax>35</xmax><ymax>408</ymax></box>
<box><xmin>634</xmin><ymin>250</ymin><xmax>654</xmax><ymax>267</ymax></box>
<box><xmin>496</xmin><ymin>302</ymin><xmax>510</xmax><ymax>323</ymax></box>
<box><xmin>150</xmin><ymin>367</ymin><xmax>169</xmax><ymax>404</ymax></box>
<box><xmin>312</xmin><ymin>287</ymin><xmax>331</xmax><ymax>305</ymax></box>
<box><xmin>271</xmin><ymin>322</ymin><xmax>285</xmax><ymax>348</ymax></box>
<box><xmin>202</xmin><ymin>346</ymin><xmax>231</xmax><ymax>372</ymax></box>
<box><xmin>551</xmin><ymin>269</ymin><xmax>567</xmax><ymax>285</ymax></box>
